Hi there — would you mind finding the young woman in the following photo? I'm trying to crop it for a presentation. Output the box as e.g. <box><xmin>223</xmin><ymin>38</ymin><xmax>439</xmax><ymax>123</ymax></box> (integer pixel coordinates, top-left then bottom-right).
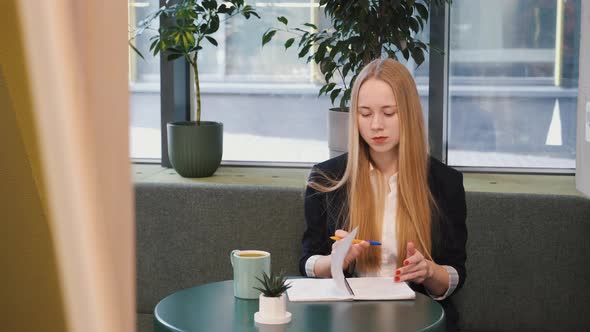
<box><xmin>301</xmin><ymin>58</ymin><xmax>467</xmax><ymax>332</ymax></box>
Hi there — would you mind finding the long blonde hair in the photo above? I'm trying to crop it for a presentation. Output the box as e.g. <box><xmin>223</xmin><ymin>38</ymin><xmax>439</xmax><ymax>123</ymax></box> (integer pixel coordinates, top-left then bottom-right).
<box><xmin>309</xmin><ymin>58</ymin><xmax>435</xmax><ymax>271</ymax></box>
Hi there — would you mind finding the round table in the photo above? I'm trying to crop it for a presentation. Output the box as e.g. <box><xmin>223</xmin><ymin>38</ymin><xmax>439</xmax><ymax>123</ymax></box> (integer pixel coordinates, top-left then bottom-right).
<box><xmin>154</xmin><ymin>280</ymin><xmax>445</xmax><ymax>332</ymax></box>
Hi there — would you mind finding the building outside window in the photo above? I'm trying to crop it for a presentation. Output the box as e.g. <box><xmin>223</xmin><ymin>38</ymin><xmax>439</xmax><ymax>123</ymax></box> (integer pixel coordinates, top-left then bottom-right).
<box><xmin>447</xmin><ymin>0</ymin><xmax>580</xmax><ymax>169</ymax></box>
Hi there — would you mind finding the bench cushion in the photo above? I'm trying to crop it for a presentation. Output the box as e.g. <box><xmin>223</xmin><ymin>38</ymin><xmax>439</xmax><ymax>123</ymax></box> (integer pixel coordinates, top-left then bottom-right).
<box><xmin>136</xmin><ymin>183</ymin><xmax>304</xmax><ymax>314</ymax></box>
<box><xmin>136</xmin><ymin>183</ymin><xmax>590</xmax><ymax>332</ymax></box>
<box><xmin>456</xmin><ymin>192</ymin><xmax>590</xmax><ymax>331</ymax></box>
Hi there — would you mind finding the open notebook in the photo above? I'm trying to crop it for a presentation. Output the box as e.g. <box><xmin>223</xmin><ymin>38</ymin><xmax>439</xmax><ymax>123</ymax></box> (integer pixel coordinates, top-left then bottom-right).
<box><xmin>287</xmin><ymin>227</ymin><xmax>416</xmax><ymax>302</ymax></box>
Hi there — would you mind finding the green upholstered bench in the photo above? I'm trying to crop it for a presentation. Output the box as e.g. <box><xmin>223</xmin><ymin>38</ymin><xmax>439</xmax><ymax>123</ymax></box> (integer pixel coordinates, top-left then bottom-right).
<box><xmin>134</xmin><ymin>166</ymin><xmax>590</xmax><ymax>332</ymax></box>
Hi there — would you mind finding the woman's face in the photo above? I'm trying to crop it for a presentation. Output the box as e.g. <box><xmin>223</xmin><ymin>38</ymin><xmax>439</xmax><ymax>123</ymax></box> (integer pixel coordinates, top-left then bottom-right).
<box><xmin>357</xmin><ymin>78</ymin><xmax>400</xmax><ymax>156</ymax></box>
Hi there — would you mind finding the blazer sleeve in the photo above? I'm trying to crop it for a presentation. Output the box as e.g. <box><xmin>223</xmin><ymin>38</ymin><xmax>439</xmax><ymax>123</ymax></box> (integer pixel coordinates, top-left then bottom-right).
<box><xmin>299</xmin><ymin>168</ymin><xmax>334</xmax><ymax>276</ymax></box>
<box><xmin>437</xmin><ymin>172</ymin><xmax>468</xmax><ymax>292</ymax></box>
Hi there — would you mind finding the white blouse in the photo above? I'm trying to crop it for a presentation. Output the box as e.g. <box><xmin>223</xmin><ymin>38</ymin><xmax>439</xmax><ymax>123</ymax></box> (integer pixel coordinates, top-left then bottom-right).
<box><xmin>357</xmin><ymin>170</ymin><xmax>398</xmax><ymax>278</ymax></box>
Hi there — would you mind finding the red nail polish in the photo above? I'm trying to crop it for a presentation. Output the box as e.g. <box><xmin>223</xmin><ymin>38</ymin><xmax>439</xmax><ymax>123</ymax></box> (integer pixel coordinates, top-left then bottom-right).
<box><xmin>404</xmin><ymin>260</ymin><xmax>409</xmax><ymax>266</ymax></box>
<box><xmin>394</xmin><ymin>276</ymin><xmax>400</xmax><ymax>282</ymax></box>
<box><xmin>395</xmin><ymin>270</ymin><xmax>400</xmax><ymax>275</ymax></box>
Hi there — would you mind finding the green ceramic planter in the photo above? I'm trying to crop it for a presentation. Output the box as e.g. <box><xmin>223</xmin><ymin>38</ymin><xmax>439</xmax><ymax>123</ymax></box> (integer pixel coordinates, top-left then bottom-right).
<box><xmin>167</xmin><ymin>121</ymin><xmax>223</xmax><ymax>178</ymax></box>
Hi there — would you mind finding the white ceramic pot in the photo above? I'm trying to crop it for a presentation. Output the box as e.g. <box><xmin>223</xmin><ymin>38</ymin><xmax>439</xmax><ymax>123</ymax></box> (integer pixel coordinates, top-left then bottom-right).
<box><xmin>328</xmin><ymin>108</ymin><xmax>349</xmax><ymax>158</ymax></box>
<box><xmin>254</xmin><ymin>293</ymin><xmax>292</xmax><ymax>324</ymax></box>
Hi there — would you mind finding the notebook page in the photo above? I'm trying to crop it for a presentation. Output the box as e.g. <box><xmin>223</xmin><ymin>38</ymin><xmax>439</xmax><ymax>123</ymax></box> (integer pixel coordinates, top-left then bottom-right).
<box><xmin>346</xmin><ymin>277</ymin><xmax>416</xmax><ymax>300</ymax></box>
<box><xmin>330</xmin><ymin>227</ymin><xmax>358</xmax><ymax>291</ymax></box>
<box><xmin>286</xmin><ymin>278</ymin><xmax>353</xmax><ymax>302</ymax></box>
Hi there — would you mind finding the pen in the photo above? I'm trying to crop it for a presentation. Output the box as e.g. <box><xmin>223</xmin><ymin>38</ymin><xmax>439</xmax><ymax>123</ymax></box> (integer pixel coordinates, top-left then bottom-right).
<box><xmin>330</xmin><ymin>236</ymin><xmax>382</xmax><ymax>246</ymax></box>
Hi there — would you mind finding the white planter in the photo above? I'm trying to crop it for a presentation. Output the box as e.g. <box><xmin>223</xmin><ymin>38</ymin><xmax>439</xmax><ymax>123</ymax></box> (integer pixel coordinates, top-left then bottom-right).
<box><xmin>254</xmin><ymin>293</ymin><xmax>291</xmax><ymax>325</ymax></box>
<box><xmin>328</xmin><ymin>108</ymin><xmax>349</xmax><ymax>158</ymax></box>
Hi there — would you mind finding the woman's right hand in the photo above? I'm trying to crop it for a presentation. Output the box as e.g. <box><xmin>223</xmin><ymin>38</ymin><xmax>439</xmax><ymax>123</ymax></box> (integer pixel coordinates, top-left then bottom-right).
<box><xmin>332</xmin><ymin>229</ymin><xmax>370</xmax><ymax>270</ymax></box>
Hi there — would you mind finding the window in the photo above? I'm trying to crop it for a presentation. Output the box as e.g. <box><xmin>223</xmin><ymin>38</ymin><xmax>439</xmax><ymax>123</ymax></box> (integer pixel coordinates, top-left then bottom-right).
<box><xmin>129</xmin><ymin>0</ymin><xmax>162</xmax><ymax>160</ymax></box>
<box><xmin>198</xmin><ymin>1</ymin><xmax>430</xmax><ymax>163</ymax></box>
<box><xmin>447</xmin><ymin>0</ymin><xmax>580</xmax><ymax>169</ymax></box>
<box><xmin>129</xmin><ymin>0</ymin><xmax>581</xmax><ymax>171</ymax></box>
<box><xmin>129</xmin><ymin>0</ymin><xmax>430</xmax><ymax>164</ymax></box>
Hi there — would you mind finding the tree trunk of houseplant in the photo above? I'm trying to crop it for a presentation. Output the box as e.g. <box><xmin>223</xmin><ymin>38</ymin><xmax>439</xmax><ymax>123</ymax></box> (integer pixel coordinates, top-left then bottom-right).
<box><xmin>167</xmin><ymin>56</ymin><xmax>223</xmax><ymax>178</ymax></box>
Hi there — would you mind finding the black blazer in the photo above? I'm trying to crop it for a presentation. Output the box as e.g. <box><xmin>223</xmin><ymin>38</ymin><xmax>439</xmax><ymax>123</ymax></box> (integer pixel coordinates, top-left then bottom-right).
<box><xmin>301</xmin><ymin>153</ymin><xmax>467</xmax><ymax>332</ymax></box>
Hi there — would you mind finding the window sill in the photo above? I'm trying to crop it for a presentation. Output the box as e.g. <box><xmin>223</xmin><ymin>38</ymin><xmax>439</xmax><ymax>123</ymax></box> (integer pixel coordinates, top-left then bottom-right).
<box><xmin>128</xmin><ymin>82</ymin><xmax>578</xmax><ymax>97</ymax></box>
<box><xmin>132</xmin><ymin>164</ymin><xmax>583</xmax><ymax>197</ymax></box>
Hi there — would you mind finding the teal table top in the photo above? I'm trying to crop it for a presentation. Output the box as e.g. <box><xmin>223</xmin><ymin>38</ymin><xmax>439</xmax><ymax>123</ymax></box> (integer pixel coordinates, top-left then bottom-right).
<box><xmin>154</xmin><ymin>280</ymin><xmax>445</xmax><ymax>332</ymax></box>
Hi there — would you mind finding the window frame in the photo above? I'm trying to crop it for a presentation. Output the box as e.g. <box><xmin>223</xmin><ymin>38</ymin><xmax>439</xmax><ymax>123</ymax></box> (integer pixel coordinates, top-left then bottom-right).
<box><xmin>151</xmin><ymin>1</ymin><xmax>576</xmax><ymax>174</ymax></box>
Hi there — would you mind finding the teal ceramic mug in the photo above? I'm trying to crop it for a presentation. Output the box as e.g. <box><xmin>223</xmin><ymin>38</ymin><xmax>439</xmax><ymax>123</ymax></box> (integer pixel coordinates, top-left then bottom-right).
<box><xmin>230</xmin><ymin>250</ymin><xmax>271</xmax><ymax>299</ymax></box>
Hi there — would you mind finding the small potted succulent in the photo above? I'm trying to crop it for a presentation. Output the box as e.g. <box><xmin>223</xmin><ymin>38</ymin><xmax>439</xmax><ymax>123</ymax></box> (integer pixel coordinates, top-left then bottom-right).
<box><xmin>253</xmin><ymin>271</ymin><xmax>292</xmax><ymax>325</ymax></box>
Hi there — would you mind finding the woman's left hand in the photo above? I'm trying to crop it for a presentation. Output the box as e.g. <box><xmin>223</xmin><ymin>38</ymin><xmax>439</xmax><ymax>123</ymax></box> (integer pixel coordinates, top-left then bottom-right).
<box><xmin>394</xmin><ymin>241</ymin><xmax>435</xmax><ymax>284</ymax></box>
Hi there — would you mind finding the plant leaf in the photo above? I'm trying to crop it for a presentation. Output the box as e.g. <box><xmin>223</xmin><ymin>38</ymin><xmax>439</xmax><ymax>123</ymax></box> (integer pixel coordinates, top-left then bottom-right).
<box><xmin>416</xmin><ymin>16</ymin><xmax>424</xmax><ymax>30</ymax></box>
<box><xmin>129</xmin><ymin>42</ymin><xmax>145</xmax><ymax>60</ymax></box>
<box><xmin>402</xmin><ymin>48</ymin><xmax>410</xmax><ymax>60</ymax></box>
<box><xmin>318</xmin><ymin>84</ymin><xmax>328</xmax><ymax>97</ymax></box>
<box><xmin>217</xmin><ymin>3</ymin><xmax>229</xmax><ymax>14</ymax></box>
<box><xmin>205</xmin><ymin>36</ymin><xmax>218</xmax><ymax>46</ymax></box>
<box><xmin>340</xmin><ymin>89</ymin><xmax>351</xmax><ymax>109</ymax></box>
<box><xmin>325</xmin><ymin>82</ymin><xmax>336</xmax><ymax>92</ymax></box>
<box><xmin>409</xmin><ymin>17</ymin><xmax>420</xmax><ymax>33</ymax></box>
<box><xmin>254</xmin><ymin>270</ymin><xmax>290</xmax><ymax>297</ymax></box>
<box><xmin>167</xmin><ymin>53</ymin><xmax>184</xmax><ymax>61</ymax></box>
<box><xmin>202</xmin><ymin>0</ymin><xmax>217</xmax><ymax>11</ymax></box>
<box><xmin>208</xmin><ymin>15</ymin><xmax>220</xmax><ymax>34</ymax></box>
<box><xmin>298</xmin><ymin>43</ymin><xmax>312</xmax><ymax>58</ymax></box>
<box><xmin>330</xmin><ymin>88</ymin><xmax>342</xmax><ymax>104</ymax></box>
<box><xmin>277</xmin><ymin>16</ymin><xmax>288</xmax><ymax>25</ymax></box>
<box><xmin>412</xmin><ymin>46</ymin><xmax>425</xmax><ymax>65</ymax></box>
<box><xmin>415</xmin><ymin>3</ymin><xmax>429</xmax><ymax>20</ymax></box>
<box><xmin>152</xmin><ymin>41</ymin><xmax>162</xmax><ymax>57</ymax></box>
<box><xmin>262</xmin><ymin>30</ymin><xmax>277</xmax><ymax>47</ymax></box>
<box><xmin>148</xmin><ymin>39</ymin><xmax>158</xmax><ymax>52</ymax></box>
<box><xmin>342</xmin><ymin>63</ymin><xmax>351</xmax><ymax>78</ymax></box>
<box><xmin>284</xmin><ymin>38</ymin><xmax>295</xmax><ymax>49</ymax></box>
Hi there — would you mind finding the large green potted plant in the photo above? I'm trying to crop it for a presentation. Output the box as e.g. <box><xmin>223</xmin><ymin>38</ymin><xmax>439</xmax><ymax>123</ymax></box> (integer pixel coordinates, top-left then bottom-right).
<box><xmin>131</xmin><ymin>0</ymin><xmax>260</xmax><ymax>177</ymax></box>
<box><xmin>262</xmin><ymin>0</ymin><xmax>451</xmax><ymax>156</ymax></box>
